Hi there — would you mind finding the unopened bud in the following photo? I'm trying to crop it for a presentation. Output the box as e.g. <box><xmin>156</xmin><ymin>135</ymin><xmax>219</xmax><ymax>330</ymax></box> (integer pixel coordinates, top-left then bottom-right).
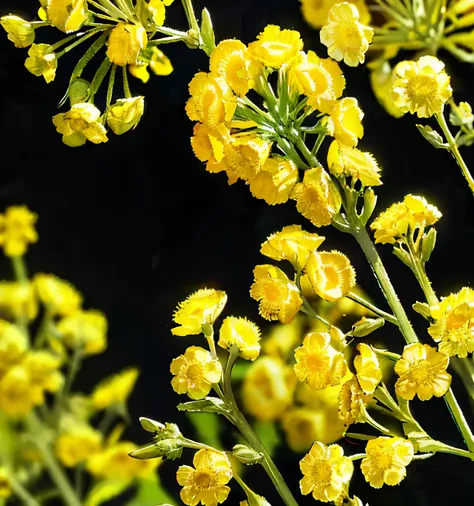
<box><xmin>130</xmin><ymin>438</ymin><xmax>183</xmax><ymax>461</ymax></box>
<box><xmin>107</xmin><ymin>96</ymin><xmax>145</xmax><ymax>135</ymax></box>
<box><xmin>329</xmin><ymin>326</ymin><xmax>347</xmax><ymax>351</ymax></box>
<box><xmin>1</xmin><ymin>15</ymin><xmax>35</xmax><ymax>48</ymax></box>
<box><xmin>412</xmin><ymin>301</ymin><xmax>432</xmax><ymax>320</ymax></box>
<box><xmin>350</xmin><ymin>316</ymin><xmax>385</xmax><ymax>337</ymax></box>
<box><xmin>139</xmin><ymin>417</ymin><xmax>165</xmax><ymax>433</ymax></box>
<box><xmin>360</xmin><ymin>187</ymin><xmax>377</xmax><ymax>225</ymax></box>
<box><xmin>200</xmin><ymin>8</ymin><xmax>215</xmax><ymax>55</ymax></box>
<box><xmin>232</xmin><ymin>444</ymin><xmax>263</xmax><ymax>465</ymax></box>
<box><xmin>421</xmin><ymin>227</ymin><xmax>437</xmax><ymax>263</ymax></box>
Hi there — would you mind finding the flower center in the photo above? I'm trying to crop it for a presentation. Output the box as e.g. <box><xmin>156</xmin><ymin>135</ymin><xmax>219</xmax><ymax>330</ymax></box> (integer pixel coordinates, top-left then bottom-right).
<box><xmin>409</xmin><ymin>359</ymin><xmax>434</xmax><ymax>384</ymax></box>
<box><xmin>371</xmin><ymin>447</ymin><xmax>394</xmax><ymax>470</ymax></box>
<box><xmin>193</xmin><ymin>470</ymin><xmax>219</xmax><ymax>490</ymax></box>
<box><xmin>407</xmin><ymin>75</ymin><xmax>437</xmax><ymax>103</ymax></box>
<box><xmin>309</xmin><ymin>460</ymin><xmax>332</xmax><ymax>487</ymax></box>
<box><xmin>338</xmin><ymin>24</ymin><xmax>362</xmax><ymax>50</ymax></box>
<box><xmin>186</xmin><ymin>363</ymin><xmax>203</xmax><ymax>383</ymax></box>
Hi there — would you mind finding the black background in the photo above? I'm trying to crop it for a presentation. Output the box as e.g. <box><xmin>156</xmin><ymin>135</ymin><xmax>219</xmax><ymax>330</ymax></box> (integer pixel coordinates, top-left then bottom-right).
<box><xmin>1</xmin><ymin>0</ymin><xmax>474</xmax><ymax>504</ymax></box>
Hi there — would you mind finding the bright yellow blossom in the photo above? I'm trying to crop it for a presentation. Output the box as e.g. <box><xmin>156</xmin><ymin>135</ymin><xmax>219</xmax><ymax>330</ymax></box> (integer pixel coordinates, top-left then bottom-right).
<box><xmin>52</xmin><ymin>103</ymin><xmax>108</xmax><ymax>147</ymax></box>
<box><xmin>328</xmin><ymin>97</ymin><xmax>364</xmax><ymax>147</ymax></box>
<box><xmin>242</xmin><ymin>356</ymin><xmax>295</xmax><ymax>421</ymax></box>
<box><xmin>291</xmin><ymin>167</ymin><xmax>342</xmax><ymax>227</ymax></box>
<box><xmin>327</xmin><ymin>140</ymin><xmax>381</xmax><ymax>186</ymax></box>
<box><xmin>300</xmin><ymin>441</ymin><xmax>354</xmax><ymax>502</ymax></box>
<box><xmin>248</xmin><ymin>25</ymin><xmax>303</xmax><ymax>69</ymax></box>
<box><xmin>177</xmin><ymin>449</ymin><xmax>233</xmax><ymax>506</ymax></box>
<box><xmin>338</xmin><ymin>376</ymin><xmax>372</xmax><ymax>426</ymax></box>
<box><xmin>370</xmin><ymin>194</ymin><xmax>442</xmax><ymax>244</ymax></box>
<box><xmin>369</xmin><ymin>61</ymin><xmax>405</xmax><ymax>118</ymax></box>
<box><xmin>361</xmin><ymin>437</ymin><xmax>414</xmax><ymax>488</ymax></box>
<box><xmin>47</xmin><ymin>0</ymin><xmax>87</xmax><ymax>33</ymax></box>
<box><xmin>0</xmin><ymin>206</ymin><xmax>37</xmax><ymax>257</ymax></box>
<box><xmin>91</xmin><ymin>367</ymin><xmax>139</xmax><ymax>410</ymax></box>
<box><xmin>148</xmin><ymin>0</ymin><xmax>174</xmax><ymax>26</ymax></box>
<box><xmin>260</xmin><ymin>224</ymin><xmax>325</xmax><ymax>271</ymax></box>
<box><xmin>172</xmin><ymin>288</ymin><xmax>227</xmax><ymax>336</ymax></box>
<box><xmin>129</xmin><ymin>47</ymin><xmax>173</xmax><ymax>82</ymax></box>
<box><xmin>305</xmin><ymin>250</ymin><xmax>356</xmax><ymax>302</ymax></box>
<box><xmin>24</xmin><ymin>43</ymin><xmax>57</xmax><ymax>83</ymax></box>
<box><xmin>56</xmin><ymin>309</ymin><xmax>108</xmax><ymax>355</ymax></box>
<box><xmin>250</xmin><ymin>265</ymin><xmax>302</xmax><ymax>324</ymax></box>
<box><xmin>0</xmin><ymin>468</ymin><xmax>11</xmax><ymax>499</ymax></box>
<box><xmin>0</xmin><ymin>15</ymin><xmax>35</xmax><ymax>48</ymax></box>
<box><xmin>190</xmin><ymin>123</ymin><xmax>231</xmax><ymax>176</ymax></box>
<box><xmin>224</xmin><ymin>135</ymin><xmax>272</xmax><ymax>183</ymax></box>
<box><xmin>0</xmin><ymin>282</ymin><xmax>37</xmax><ymax>320</ymax></box>
<box><xmin>392</xmin><ymin>56</ymin><xmax>452</xmax><ymax>118</ymax></box>
<box><xmin>24</xmin><ymin>351</ymin><xmax>63</xmax><ymax>394</ymax></box>
<box><xmin>354</xmin><ymin>343</ymin><xmax>382</xmax><ymax>394</ymax></box>
<box><xmin>294</xmin><ymin>332</ymin><xmax>347</xmax><ymax>390</ymax></box>
<box><xmin>107</xmin><ymin>96</ymin><xmax>145</xmax><ymax>135</ymax></box>
<box><xmin>106</xmin><ymin>23</ymin><xmax>147</xmax><ymax>67</ymax></box>
<box><xmin>0</xmin><ymin>321</ymin><xmax>27</xmax><ymax>373</ymax></box>
<box><xmin>429</xmin><ymin>287</ymin><xmax>474</xmax><ymax>358</ymax></box>
<box><xmin>186</xmin><ymin>72</ymin><xmax>236</xmax><ymax>128</ymax></box>
<box><xmin>394</xmin><ymin>343</ymin><xmax>451</xmax><ymax>401</ymax></box>
<box><xmin>300</xmin><ymin>0</ymin><xmax>371</xmax><ymax>29</ymax></box>
<box><xmin>320</xmin><ymin>2</ymin><xmax>373</xmax><ymax>67</ymax></box>
<box><xmin>249</xmin><ymin>156</ymin><xmax>299</xmax><ymax>205</ymax></box>
<box><xmin>218</xmin><ymin>317</ymin><xmax>261</xmax><ymax>361</ymax></box>
<box><xmin>170</xmin><ymin>346</ymin><xmax>222</xmax><ymax>400</ymax></box>
<box><xmin>56</xmin><ymin>424</ymin><xmax>103</xmax><ymax>467</ymax></box>
<box><xmin>0</xmin><ymin>364</ymin><xmax>43</xmax><ymax>416</ymax></box>
<box><xmin>34</xmin><ymin>273</ymin><xmax>82</xmax><ymax>316</ymax></box>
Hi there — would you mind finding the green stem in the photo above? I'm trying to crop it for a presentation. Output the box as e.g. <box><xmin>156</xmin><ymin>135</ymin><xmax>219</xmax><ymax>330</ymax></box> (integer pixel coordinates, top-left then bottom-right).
<box><xmin>7</xmin><ymin>474</ymin><xmax>41</xmax><ymax>506</ymax></box>
<box><xmin>405</xmin><ymin>240</ymin><xmax>438</xmax><ymax>306</ymax></box>
<box><xmin>181</xmin><ymin>0</ymin><xmax>200</xmax><ymax>33</ymax></box>
<box><xmin>122</xmin><ymin>66</ymin><xmax>132</xmax><ymax>98</ymax></box>
<box><xmin>55</xmin><ymin>27</ymin><xmax>109</xmax><ymax>58</ymax></box>
<box><xmin>106</xmin><ymin>64</ymin><xmax>117</xmax><ymax>108</ymax></box>
<box><xmin>346</xmin><ymin>291</ymin><xmax>398</xmax><ymax>325</ymax></box>
<box><xmin>88</xmin><ymin>57</ymin><xmax>112</xmax><ymax>100</ymax></box>
<box><xmin>436</xmin><ymin>111</ymin><xmax>474</xmax><ymax>196</ymax></box>
<box><xmin>11</xmin><ymin>256</ymin><xmax>30</xmax><ymax>340</ymax></box>
<box><xmin>287</xmin><ymin>128</ymin><xmax>321</xmax><ymax>167</ymax></box>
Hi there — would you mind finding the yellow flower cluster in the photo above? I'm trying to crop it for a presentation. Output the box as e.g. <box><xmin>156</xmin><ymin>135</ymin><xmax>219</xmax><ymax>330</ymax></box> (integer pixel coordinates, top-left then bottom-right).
<box><xmin>0</xmin><ymin>206</ymin><xmax>38</xmax><ymax>257</ymax></box>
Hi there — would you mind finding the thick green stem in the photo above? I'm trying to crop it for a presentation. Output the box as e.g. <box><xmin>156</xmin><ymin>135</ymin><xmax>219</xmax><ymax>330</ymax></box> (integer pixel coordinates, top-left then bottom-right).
<box><xmin>181</xmin><ymin>0</ymin><xmax>200</xmax><ymax>34</ymax></box>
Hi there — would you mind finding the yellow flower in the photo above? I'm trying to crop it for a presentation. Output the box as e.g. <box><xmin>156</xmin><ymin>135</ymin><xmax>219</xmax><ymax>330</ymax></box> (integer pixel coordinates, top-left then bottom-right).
<box><xmin>190</xmin><ymin>122</ymin><xmax>231</xmax><ymax>175</ymax></box>
<box><xmin>353</xmin><ymin>343</ymin><xmax>382</xmax><ymax>394</ymax></box>
<box><xmin>56</xmin><ymin>310</ymin><xmax>108</xmax><ymax>355</ymax></box>
<box><xmin>0</xmin><ymin>364</ymin><xmax>43</xmax><ymax>416</ymax></box>
<box><xmin>170</xmin><ymin>346</ymin><xmax>222</xmax><ymax>400</ymax></box>
<box><xmin>0</xmin><ymin>15</ymin><xmax>35</xmax><ymax>48</ymax></box>
<box><xmin>394</xmin><ymin>343</ymin><xmax>451</xmax><ymax>401</ymax></box>
<box><xmin>320</xmin><ymin>2</ymin><xmax>373</xmax><ymax>67</ymax></box>
<box><xmin>369</xmin><ymin>61</ymin><xmax>405</xmax><ymax>118</ymax></box>
<box><xmin>218</xmin><ymin>317</ymin><xmax>261</xmax><ymax>361</ymax></box>
<box><xmin>186</xmin><ymin>72</ymin><xmax>236</xmax><ymax>128</ymax></box>
<box><xmin>305</xmin><ymin>250</ymin><xmax>356</xmax><ymax>302</ymax></box>
<box><xmin>56</xmin><ymin>424</ymin><xmax>103</xmax><ymax>467</ymax></box>
<box><xmin>24</xmin><ymin>43</ymin><xmax>57</xmax><ymax>83</ymax></box>
<box><xmin>0</xmin><ymin>468</ymin><xmax>11</xmax><ymax>499</ymax></box>
<box><xmin>34</xmin><ymin>273</ymin><xmax>82</xmax><ymax>316</ymax></box>
<box><xmin>224</xmin><ymin>135</ymin><xmax>272</xmax><ymax>183</ymax></box>
<box><xmin>0</xmin><ymin>206</ymin><xmax>38</xmax><ymax>257</ymax></box>
<box><xmin>148</xmin><ymin>0</ymin><xmax>174</xmax><ymax>26</ymax></box>
<box><xmin>0</xmin><ymin>282</ymin><xmax>38</xmax><ymax>320</ymax></box>
<box><xmin>262</xmin><ymin>314</ymin><xmax>303</xmax><ymax>360</ymax></box>
<box><xmin>107</xmin><ymin>96</ymin><xmax>145</xmax><ymax>135</ymax></box>
<box><xmin>392</xmin><ymin>56</ymin><xmax>452</xmax><ymax>118</ymax></box>
<box><xmin>249</xmin><ymin>156</ymin><xmax>299</xmax><ymax>205</ymax></box>
<box><xmin>250</xmin><ymin>265</ymin><xmax>302</xmax><ymax>324</ymax></box>
<box><xmin>327</xmin><ymin>140</ymin><xmax>381</xmax><ymax>186</ymax></box>
<box><xmin>0</xmin><ymin>321</ymin><xmax>27</xmax><ymax>373</ymax></box>
<box><xmin>52</xmin><ymin>103</ymin><xmax>108</xmax><ymax>147</ymax></box>
<box><xmin>106</xmin><ymin>23</ymin><xmax>148</xmax><ymax>67</ymax></box>
<box><xmin>338</xmin><ymin>376</ymin><xmax>371</xmax><ymax>426</ymax></box>
<box><xmin>172</xmin><ymin>288</ymin><xmax>227</xmax><ymax>336</ymax></box>
<box><xmin>242</xmin><ymin>356</ymin><xmax>295</xmax><ymax>421</ymax></box>
<box><xmin>328</xmin><ymin>97</ymin><xmax>364</xmax><ymax>147</ymax></box>
<box><xmin>289</xmin><ymin>51</ymin><xmax>345</xmax><ymax>114</ymax></box>
<box><xmin>91</xmin><ymin>367</ymin><xmax>139</xmax><ymax>410</ymax></box>
<box><xmin>47</xmin><ymin>0</ymin><xmax>87</xmax><ymax>33</ymax></box>
<box><xmin>294</xmin><ymin>332</ymin><xmax>347</xmax><ymax>390</ymax></box>
<box><xmin>129</xmin><ymin>47</ymin><xmax>173</xmax><ymax>82</ymax></box>
<box><xmin>429</xmin><ymin>287</ymin><xmax>474</xmax><ymax>358</ymax></box>
<box><xmin>299</xmin><ymin>441</ymin><xmax>354</xmax><ymax>502</ymax></box>
<box><xmin>360</xmin><ymin>437</ymin><xmax>414</xmax><ymax>488</ymax></box>
<box><xmin>370</xmin><ymin>194</ymin><xmax>442</xmax><ymax>244</ymax></box>
<box><xmin>24</xmin><ymin>351</ymin><xmax>63</xmax><ymax>394</ymax></box>
<box><xmin>248</xmin><ymin>25</ymin><xmax>303</xmax><ymax>69</ymax></box>
<box><xmin>88</xmin><ymin>441</ymin><xmax>160</xmax><ymax>481</ymax></box>
<box><xmin>177</xmin><ymin>449</ymin><xmax>233</xmax><ymax>506</ymax></box>
<box><xmin>291</xmin><ymin>167</ymin><xmax>342</xmax><ymax>227</ymax></box>
<box><xmin>300</xmin><ymin>0</ymin><xmax>371</xmax><ymax>29</ymax></box>
<box><xmin>260</xmin><ymin>224</ymin><xmax>325</xmax><ymax>271</ymax></box>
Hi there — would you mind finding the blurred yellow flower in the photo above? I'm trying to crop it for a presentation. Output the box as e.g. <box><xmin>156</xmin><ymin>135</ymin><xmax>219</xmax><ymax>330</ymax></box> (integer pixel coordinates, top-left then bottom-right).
<box><xmin>107</xmin><ymin>96</ymin><xmax>145</xmax><ymax>135</ymax></box>
<box><xmin>57</xmin><ymin>309</ymin><xmax>108</xmax><ymax>355</ymax></box>
<box><xmin>0</xmin><ymin>206</ymin><xmax>38</xmax><ymax>257</ymax></box>
<box><xmin>170</xmin><ymin>346</ymin><xmax>222</xmax><ymax>400</ymax></box>
<box><xmin>327</xmin><ymin>140</ymin><xmax>381</xmax><ymax>186</ymax></box>
<box><xmin>52</xmin><ymin>103</ymin><xmax>108</xmax><ymax>147</ymax></box>
<box><xmin>34</xmin><ymin>273</ymin><xmax>82</xmax><ymax>316</ymax></box>
<box><xmin>320</xmin><ymin>2</ymin><xmax>373</xmax><ymax>67</ymax></box>
<box><xmin>0</xmin><ymin>364</ymin><xmax>43</xmax><ymax>416</ymax></box>
<box><xmin>299</xmin><ymin>441</ymin><xmax>354</xmax><ymax>502</ymax></box>
<box><xmin>129</xmin><ymin>47</ymin><xmax>173</xmax><ymax>82</ymax></box>
<box><xmin>172</xmin><ymin>288</ymin><xmax>227</xmax><ymax>336</ymax></box>
<box><xmin>354</xmin><ymin>343</ymin><xmax>382</xmax><ymax>394</ymax></box>
<box><xmin>91</xmin><ymin>367</ymin><xmax>139</xmax><ymax>410</ymax></box>
<box><xmin>262</xmin><ymin>314</ymin><xmax>303</xmax><ymax>360</ymax></box>
<box><xmin>242</xmin><ymin>356</ymin><xmax>295</xmax><ymax>421</ymax></box>
<box><xmin>106</xmin><ymin>23</ymin><xmax>148</xmax><ymax>66</ymax></box>
<box><xmin>328</xmin><ymin>97</ymin><xmax>364</xmax><ymax>147</ymax></box>
<box><xmin>218</xmin><ymin>317</ymin><xmax>261</xmax><ymax>361</ymax></box>
<box><xmin>0</xmin><ymin>468</ymin><xmax>11</xmax><ymax>499</ymax></box>
<box><xmin>250</xmin><ymin>265</ymin><xmax>302</xmax><ymax>324</ymax></box>
<box><xmin>338</xmin><ymin>376</ymin><xmax>371</xmax><ymax>426</ymax></box>
<box><xmin>177</xmin><ymin>449</ymin><xmax>233</xmax><ymax>506</ymax></box>
<box><xmin>249</xmin><ymin>156</ymin><xmax>299</xmax><ymax>205</ymax></box>
<box><xmin>0</xmin><ymin>282</ymin><xmax>37</xmax><ymax>320</ymax></box>
<box><xmin>186</xmin><ymin>72</ymin><xmax>236</xmax><ymax>127</ymax></box>
<box><xmin>429</xmin><ymin>287</ymin><xmax>474</xmax><ymax>358</ymax></box>
<box><xmin>47</xmin><ymin>0</ymin><xmax>87</xmax><ymax>33</ymax></box>
<box><xmin>248</xmin><ymin>25</ymin><xmax>303</xmax><ymax>68</ymax></box>
<box><xmin>369</xmin><ymin>61</ymin><xmax>405</xmax><ymax>118</ymax></box>
<box><xmin>291</xmin><ymin>167</ymin><xmax>342</xmax><ymax>227</ymax></box>
<box><xmin>0</xmin><ymin>15</ymin><xmax>35</xmax><ymax>48</ymax></box>
<box><xmin>394</xmin><ymin>343</ymin><xmax>451</xmax><ymax>401</ymax></box>
<box><xmin>0</xmin><ymin>320</ymin><xmax>27</xmax><ymax>373</ymax></box>
<box><xmin>300</xmin><ymin>0</ymin><xmax>371</xmax><ymax>29</ymax></box>
<box><xmin>24</xmin><ymin>43</ymin><xmax>57</xmax><ymax>83</ymax></box>
<box><xmin>56</xmin><ymin>424</ymin><xmax>103</xmax><ymax>467</ymax></box>
<box><xmin>392</xmin><ymin>56</ymin><xmax>452</xmax><ymax>118</ymax></box>
<box><xmin>361</xmin><ymin>437</ymin><xmax>414</xmax><ymax>488</ymax></box>
<box><xmin>225</xmin><ymin>135</ymin><xmax>272</xmax><ymax>183</ymax></box>
<box><xmin>148</xmin><ymin>0</ymin><xmax>174</xmax><ymax>26</ymax></box>
<box><xmin>24</xmin><ymin>351</ymin><xmax>63</xmax><ymax>394</ymax></box>
<box><xmin>294</xmin><ymin>332</ymin><xmax>347</xmax><ymax>390</ymax></box>
<box><xmin>305</xmin><ymin>250</ymin><xmax>356</xmax><ymax>302</ymax></box>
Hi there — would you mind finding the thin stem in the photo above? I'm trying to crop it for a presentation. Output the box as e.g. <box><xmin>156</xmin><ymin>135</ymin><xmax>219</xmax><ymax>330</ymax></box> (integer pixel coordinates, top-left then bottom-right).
<box><xmin>122</xmin><ymin>66</ymin><xmax>132</xmax><ymax>98</ymax></box>
<box><xmin>11</xmin><ymin>256</ymin><xmax>30</xmax><ymax>340</ymax></box>
<box><xmin>7</xmin><ymin>473</ymin><xmax>41</xmax><ymax>506</ymax></box>
<box><xmin>89</xmin><ymin>57</ymin><xmax>112</xmax><ymax>99</ymax></box>
<box><xmin>444</xmin><ymin>384</ymin><xmax>474</xmax><ymax>452</ymax></box>
<box><xmin>106</xmin><ymin>64</ymin><xmax>117</xmax><ymax>108</ymax></box>
<box><xmin>346</xmin><ymin>291</ymin><xmax>398</xmax><ymax>326</ymax></box>
<box><xmin>405</xmin><ymin>240</ymin><xmax>438</xmax><ymax>306</ymax></box>
<box><xmin>181</xmin><ymin>0</ymin><xmax>200</xmax><ymax>33</ymax></box>
<box><xmin>287</xmin><ymin>128</ymin><xmax>321</xmax><ymax>167</ymax></box>
<box><xmin>148</xmin><ymin>35</ymin><xmax>187</xmax><ymax>45</ymax></box>
<box><xmin>436</xmin><ymin>111</ymin><xmax>474</xmax><ymax>196</ymax></box>
<box><xmin>56</xmin><ymin>27</ymin><xmax>109</xmax><ymax>58</ymax></box>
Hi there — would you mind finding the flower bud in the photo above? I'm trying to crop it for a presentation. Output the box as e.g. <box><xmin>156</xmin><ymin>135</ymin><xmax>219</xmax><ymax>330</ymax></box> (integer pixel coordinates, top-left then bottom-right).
<box><xmin>350</xmin><ymin>316</ymin><xmax>385</xmax><ymax>337</ymax></box>
<box><xmin>129</xmin><ymin>438</ymin><xmax>183</xmax><ymax>460</ymax></box>
<box><xmin>1</xmin><ymin>15</ymin><xmax>35</xmax><ymax>48</ymax></box>
<box><xmin>421</xmin><ymin>227</ymin><xmax>437</xmax><ymax>263</ymax></box>
<box><xmin>139</xmin><ymin>417</ymin><xmax>165</xmax><ymax>433</ymax></box>
<box><xmin>107</xmin><ymin>96</ymin><xmax>145</xmax><ymax>135</ymax></box>
<box><xmin>232</xmin><ymin>444</ymin><xmax>263</xmax><ymax>465</ymax></box>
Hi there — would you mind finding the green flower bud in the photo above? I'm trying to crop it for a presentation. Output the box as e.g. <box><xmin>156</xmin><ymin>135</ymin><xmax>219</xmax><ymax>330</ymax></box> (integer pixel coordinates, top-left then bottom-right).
<box><xmin>232</xmin><ymin>444</ymin><xmax>263</xmax><ymax>465</ymax></box>
<box><xmin>1</xmin><ymin>15</ymin><xmax>35</xmax><ymax>48</ymax></box>
<box><xmin>350</xmin><ymin>316</ymin><xmax>385</xmax><ymax>337</ymax></box>
<box><xmin>107</xmin><ymin>96</ymin><xmax>145</xmax><ymax>135</ymax></box>
<box><xmin>421</xmin><ymin>227</ymin><xmax>437</xmax><ymax>263</ymax></box>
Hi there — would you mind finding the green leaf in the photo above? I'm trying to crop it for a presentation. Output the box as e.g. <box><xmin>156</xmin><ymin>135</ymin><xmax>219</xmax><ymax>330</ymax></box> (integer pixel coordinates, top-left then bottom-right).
<box><xmin>252</xmin><ymin>420</ymin><xmax>279</xmax><ymax>458</ymax></box>
<box><xmin>416</xmin><ymin>124</ymin><xmax>448</xmax><ymax>150</ymax></box>
<box><xmin>178</xmin><ymin>397</ymin><xmax>228</xmax><ymax>415</ymax></box>
<box><xmin>186</xmin><ymin>412</ymin><xmax>221</xmax><ymax>449</ymax></box>
<box><xmin>125</xmin><ymin>475</ymin><xmax>175</xmax><ymax>506</ymax></box>
<box><xmin>200</xmin><ymin>8</ymin><xmax>215</xmax><ymax>56</ymax></box>
<box><xmin>68</xmin><ymin>78</ymin><xmax>90</xmax><ymax>106</ymax></box>
<box><xmin>84</xmin><ymin>480</ymin><xmax>129</xmax><ymax>506</ymax></box>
